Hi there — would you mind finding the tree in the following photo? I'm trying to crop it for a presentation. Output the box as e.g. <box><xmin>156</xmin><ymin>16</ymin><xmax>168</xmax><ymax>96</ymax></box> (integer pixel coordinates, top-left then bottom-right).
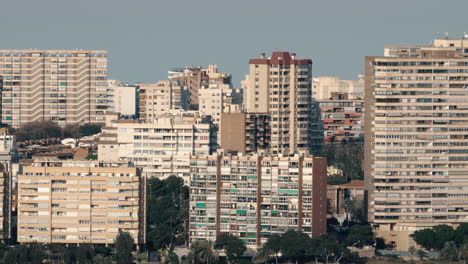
<box><xmin>85</xmin><ymin>154</ymin><xmax>98</xmax><ymax>160</ymax></box>
<box><xmin>307</xmin><ymin>236</ymin><xmax>351</xmax><ymax>264</ymax></box>
<box><xmin>215</xmin><ymin>233</ymin><xmax>246</xmax><ymax>263</ymax></box>
<box><xmin>279</xmin><ymin>230</ymin><xmax>310</xmax><ymax>263</ymax></box>
<box><xmin>345</xmin><ymin>225</ymin><xmax>374</xmax><ymax>248</ymax></box>
<box><xmin>3</xmin><ymin>243</ymin><xmax>45</xmax><ymax>264</ymax></box>
<box><xmin>184</xmin><ymin>240</ymin><xmax>218</xmax><ymax>264</ymax></box>
<box><xmin>440</xmin><ymin>241</ymin><xmax>460</xmax><ymax>262</ymax></box>
<box><xmin>93</xmin><ymin>255</ymin><xmax>114</xmax><ymax>264</ymax></box>
<box><xmin>16</xmin><ymin>121</ymin><xmax>62</xmax><ymax>142</ymax></box>
<box><xmin>263</xmin><ymin>233</ymin><xmax>281</xmax><ymax>264</ymax></box>
<box><xmin>114</xmin><ymin>231</ymin><xmax>134</xmax><ymax>264</ymax></box>
<box><xmin>412</xmin><ymin>225</ymin><xmax>456</xmax><ymax>250</ymax></box>
<box><xmin>63</xmin><ymin>123</ymin><xmax>81</xmax><ymax>138</ymax></box>
<box><xmin>80</xmin><ymin>123</ymin><xmax>102</xmax><ymax>137</ymax></box>
<box><xmin>253</xmin><ymin>246</ymin><xmax>274</xmax><ymax>264</ymax></box>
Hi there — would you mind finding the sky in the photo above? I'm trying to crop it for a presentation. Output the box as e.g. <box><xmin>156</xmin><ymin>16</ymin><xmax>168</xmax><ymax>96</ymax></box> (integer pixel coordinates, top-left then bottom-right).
<box><xmin>1</xmin><ymin>0</ymin><xmax>467</xmax><ymax>86</ymax></box>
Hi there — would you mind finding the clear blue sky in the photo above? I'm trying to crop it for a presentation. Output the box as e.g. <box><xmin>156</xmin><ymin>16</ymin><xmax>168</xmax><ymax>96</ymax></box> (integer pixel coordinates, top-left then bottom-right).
<box><xmin>1</xmin><ymin>0</ymin><xmax>467</xmax><ymax>86</ymax></box>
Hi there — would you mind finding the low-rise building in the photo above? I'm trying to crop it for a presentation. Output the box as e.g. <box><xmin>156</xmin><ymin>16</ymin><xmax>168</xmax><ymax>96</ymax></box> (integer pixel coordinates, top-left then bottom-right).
<box><xmin>327</xmin><ymin>180</ymin><xmax>365</xmax><ymax>221</ymax></box>
<box><xmin>189</xmin><ymin>153</ymin><xmax>327</xmax><ymax>247</ymax></box>
<box><xmin>17</xmin><ymin>159</ymin><xmax>146</xmax><ymax>245</ymax></box>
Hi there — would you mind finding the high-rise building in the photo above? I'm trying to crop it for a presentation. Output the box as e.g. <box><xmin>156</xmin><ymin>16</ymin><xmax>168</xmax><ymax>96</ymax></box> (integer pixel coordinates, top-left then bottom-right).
<box><xmin>97</xmin><ymin>113</ymin><xmax>216</xmax><ymax>183</ymax></box>
<box><xmin>220</xmin><ymin>111</ymin><xmax>270</xmax><ymax>154</ymax></box>
<box><xmin>0</xmin><ymin>50</ymin><xmax>108</xmax><ymax>128</ymax></box>
<box><xmin>198</xmin><ymin>82</ymin><xmax>239</xmax><ymax>126</ymax></box>
<box><xmin>107</xmin><ymin>80</ymin><xmax>137</xmax><ymax>117</ymax></box>
<box><xmin>243</xmin><ymin>52</ymin><xmax>317</xmax><ymax>155</ymax></box>
<box><xmin>313</xmin><ymin>76</ymin><xmax>364</xmax><ymax>143</ymax></box>
<box><xmin>169</xmin><ymin>65</ymin><xmax>232</xmax><ymax>110</ymax></box>
<box><xmin>0</xmin><ymin>128</ymin><xmax>15</xmax><ymax>240</ymax></box>
<box><xmin>365</xmin><ymin>38</ymin><xmax>468</xmax><ymax>250</ymax></box>
<box><xmin>138</xmin><ymin>80</ymin><xmax>189</xmax><ymax>120</ymax></box>
<box><xmin>17</xmin><ymin>159</ymin><xmax>146</xmax><ymax>245</ymax></box>
<box><xmin>189</xmin><ymin>153</ymin><xmax>327</xmax><ymax>247</ymax></box>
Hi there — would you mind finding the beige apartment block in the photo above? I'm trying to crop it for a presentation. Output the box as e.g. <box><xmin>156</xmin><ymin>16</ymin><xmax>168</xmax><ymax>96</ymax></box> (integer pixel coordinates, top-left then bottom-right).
<box><xmin>313</xmin><ymin>76</ymin><xmax>364</xmax><ymax>143</ymax></box>
<box><xmin>97</xmin><ymin>114</ymin><xmax>215</xmax><ymax>183</ymax></box>
<box><xmin>244</xmin><ymin>52</ymin><xmax>319</xmax><ymax>155</ymax></box>
<box><xmin>107</xmin><ymin>80</ymin><xmax>137</xmax><ymax>117</ymax></box>
<box><xmin>138</xmin><ymin>80</ymin><xmax>188</xmax><ymax>120</ymax></box>
<box><xmin>0</xmin><ymin>50</ymin><xmax>108</xmax><ymax>128</ymax></box>
<box><xmin>17</xmin><ymin>159</ymin><xmax>146</xmax><ymax>245</ymax></box>
<box><xmin>365</xmin><ymin>38</ymin><xmax>468</xmax><ymax>250</ymax></box>
<box><xmin>189</xmin><ymin>153</ymin><xmax>327</xmax><ymax>247</ymax></box>
<box><xmin>198</xmin><ymin>82</ymin><xmax>238</xmax><ymax>126</ymax></box>
<box><xmin>169</xmin><ymin>65</ymin><xmax>232</xmax><ymax>109</ymax></box>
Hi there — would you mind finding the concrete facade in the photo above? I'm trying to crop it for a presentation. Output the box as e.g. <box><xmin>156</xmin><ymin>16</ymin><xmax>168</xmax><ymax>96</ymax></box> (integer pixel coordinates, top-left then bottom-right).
<box><xmin>0</xmin><ymin>50</ymin><xmax>108</xmax><ymax>128</ymax></box>
<box><xmin>365</xmin><ymin>38</ymin><xmax>468</xmax><ymax>250</ymax></box>
<box><xmin>107</xmin><ymin>80</ymin><xmax>137</xmax><ymax>117</ymax></box>
<box><xmin>17</xmin><ymin>159</ymin><xmax>146</xmax><ymax>245</ymax></box>
<box><xmin>189</xmin><ymin>153</ymin><xmax>327</xmax><ymax>247</ymax></box>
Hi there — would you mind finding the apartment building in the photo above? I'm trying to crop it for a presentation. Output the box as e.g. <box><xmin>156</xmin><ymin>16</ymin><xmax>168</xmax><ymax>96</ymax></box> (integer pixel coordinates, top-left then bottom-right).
<box><xmin>169</xmin><ymin>65</ymin><xmax>232</xmax><ymax>109</ymax></box>
<box><xmin>365</xmin><ymin>38</ymin><xmax>468</xmax><ymax>250</ymax></box>
<box><xmin>107</xmin><ymin>80</ymin><xmax>137</xmax><ymax>117</ymax></box>
<box><xmin>0</xmin><ymin>50</ymin><xmax>108</xmax><ymax>128</ymax></box>
<box><xmin>220</xmin><ymin>112</ymin><xmax>270</xmax><ymax>154</ymax></box>
<box><xmin>189</xmin><ymin>153</ymin><xmax>327</xmax><ymax>247</ymax></box>
<box><xmin>243</xmin><ymin>52</ymin><xmax>320</xmax><ymax>155</ymax></box>
<box><xmin>17</xmin><ymin>159</ymin><xmax>145</xmax><ymax>245</ymax></box>
<box><xmin>138</xmin><ymin>80</ymin><xmax>188</xmax><ymax>120</ymax></box>
<box><xmin>198</xmin><ymin>82</ymin><xmax>241</xmax><ymax>126</ymax></box>
<box><xmin>0</xmin><ymin>128</ymin><xmax>16</xmax><ymax>240</ymax></box>
<box><xmin>313</xmin><ymin>77</ymin><xmax>364</xmax><ymax>143</ymax></box>
<box><xmin>97</xmin><ymin>114</ymin><xmax>215</xmax><ymax>183</ymax></box>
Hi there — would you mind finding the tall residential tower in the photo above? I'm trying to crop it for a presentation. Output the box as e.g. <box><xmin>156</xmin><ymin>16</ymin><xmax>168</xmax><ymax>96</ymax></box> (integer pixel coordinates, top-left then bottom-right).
<box><xmin>365</xmin><ymin>38</ymin><xmax>468</xmax><ymax>250</ymax></box>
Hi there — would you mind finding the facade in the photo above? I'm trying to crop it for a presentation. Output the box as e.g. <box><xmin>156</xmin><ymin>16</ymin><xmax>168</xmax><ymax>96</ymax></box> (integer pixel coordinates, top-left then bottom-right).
<box><xmin>220</xmin><ymin>112</ymin><xmax>271</xmax><ymax>154</ymax></box>
<box><xmin>244</xmin><ymin>52</ymin><xmax>318</xmax><ymax>155</ymax></box>
<box><xmin>0</xmin><ymin>128</ymin><xmax>16</xmax><ymax>240</ymax></box>
<box><xmin>97</xmin><ymin>114</ymin><xmax>215</xmax><ymax>183</ymax></box>
<box><xmin>198</xmin><ymin>82</ymin><xmax>237</xmax><ymax>126</ymax></box>
<box><xmin>0</xmin><ymin>50</ymin><xmax>108</xmax><ymax>128</ymax></box>
<box><xmin>138</xmin><ymin>80</ymin><xmax>188</xmax><ymax>120</ymax></box>
<box><xmin>189</xmin><ymin>153</ymin><xmax>327</xmax><ymax>247</ymax></box>
<box><xmin>365</xmin><ymin>38</ymin><xmax>468</xmax><ymax>250</ymax></box>
<box><xmin>327</xmin><ymin>180</ymin><xmax>364</xmax><ymax>221</ymax></box>
<box><xmin>313</xmin><ymin>77</ymin><xmax>365</xmax><ymax>143</ymax></box>
<box><xmin>17</xmin><ymin>159</ymin><xmax>145</xmax><ymax>245</ymax></box>
<box><xmin>107</xmin><ymin>80</ymin><xmax>137</xmax><ymax>117</ymax></box>
<box><xmin>169</xmin><ymin>65</ymin><xmax>232</xmax><ymax>110</ymax></box>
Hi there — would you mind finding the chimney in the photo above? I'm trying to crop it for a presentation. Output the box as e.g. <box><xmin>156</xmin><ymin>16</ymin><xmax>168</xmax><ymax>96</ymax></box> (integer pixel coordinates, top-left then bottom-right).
<box><xmin>291</xmin><ymin>53</ymin><xmax>296</xmax><ymax>59</ymax></box>
<box><xmin>260</xmin><ymin>53</ymin><xmax>266</xmax><ymax>59</ymax></box>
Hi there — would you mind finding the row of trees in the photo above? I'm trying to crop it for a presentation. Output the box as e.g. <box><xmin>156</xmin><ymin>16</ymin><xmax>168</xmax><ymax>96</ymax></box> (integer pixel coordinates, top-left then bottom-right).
<box><xmin>13</xmin><ymin>121</ymin><xmax>102</xmax><ymax>142</ymax></box>
<box><xmin>0</xmin><ymin>231</ymin><xmax>134</xmax><ymax>264</ymax></box>
<box><xmin>411</xmin><ymin>224</ymin><xmax>468</xmax><ymax>262</ymax></box>
<box><xmin>182</xmin><ymin>227</ymin><xmax>374</xmax><ymax>264</ymax></box>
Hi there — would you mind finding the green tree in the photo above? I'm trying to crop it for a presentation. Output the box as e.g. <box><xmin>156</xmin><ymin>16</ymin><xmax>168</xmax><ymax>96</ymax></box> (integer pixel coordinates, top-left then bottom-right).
<box><xmin>455</xmin><ymin>223</ymin><xmax>468</xmax><ymax>245</ymax></box>
<box><xmin>345</xmin><ymin>224</ymin><xmax>374</xmax><ymax>248</ymax></box>
<box><xmin>85</xmin><ymin>154</ymin><xmax>98</xmax><ymax>160</ymax></box>
<box><xmin>279</xmin><ymin>230</ymin><xmax>310</xmax><ymax>263</ymax></box>
<box><xmin>63</xmin><ymin>123</ymin><xmax>81</xmax><ymax>138</ymax></box>
<box><xmin>416</xmin><ymin>249</ymin><xmax>426</xmax><ymax>261</ymax></box>
<box><xmin>3</xmin><ymin>243</ymin><xmax>45</xmax><ymax>264</ymax></box>
<box><xmin>114</xmin><ymin>231</ymin><xmax>134</xmax><ymax>264</ymax></box>
<box><xmin>307</xmin><ymin>236</ymin><xmax>352</xmax><ymax>264</ymax></box>
<box><xmin>252</xmin><ymin>246</ymin><xmax>273</xmax><ymax>264</ymax></box>
<box><xmin>440</xmin><ymin>241</ymin><xmax>460</xmax><ymax>262</ymax></box>
<box><xmin>412</xmin><ymin>225</ymin><xmax>456</xmax><ymax>250</ymax></box>
<box><xmin>93</xmin><ymin>255</ymin><xmax>114</xmax><ymax>264</ymax></box>
<box><xmin>215</xmin><ymin>233</ymin><xmax>246</xmax><ymax>263</ymax></box>
<box><xmin>263</xmin><ymin>233</ymin><xmax>281</xmax><ymax>264</ymax></box>
<box><xmin>80</xmin><ymin>123</ymin><xmax>102</xmax><ymax>137</ymax></box>
<box><xmin>16</xmin><ymin>121</ymin><xmax>62</xmax><ymax>141</ymax></box>
<box><xmin>184</xmin><ymin>240</ymin><xmax>218</xmax><ymax>264</ymax></box>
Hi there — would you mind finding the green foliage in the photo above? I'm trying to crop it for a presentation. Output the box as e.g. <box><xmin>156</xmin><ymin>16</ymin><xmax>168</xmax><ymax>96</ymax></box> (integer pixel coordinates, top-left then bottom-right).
<box><xmin>412</xmin><ymin>224</ymin><xmax>457</xmax><ymax>250</ymax></box>
<box><xmin>16</xmin><ymin>121</ymin><xmax>62</xmax><ymax>142</ymax></box>
<box><xmin>79</xmin><ymin>123</ymin><xmax>102</xmax><ymax>137</ymax></box>
<box><xmin>92</xmin><ymin>255</ymin><xmax>114</xmax><ymax>264</ymax></box>
<box><xmin>85</xmin><ymin>154</ymin><xmax>98</xmax><ymax>160</ymax></box>
<box><xmin>63</xmin><ymin>123</ymin><xmax>81</xmax><ymax>138</ymax></box>
<box><xmin>440</xmin><ymin>241</ymin><xmax>461</xmax><ymax>262</ymax></box>
<box><xmin>321</xmin><ymin>142</ymin><xmax>364</xmax><ymax>182</ymax></box>
<box><xmin>3</xmin><ymin>243</ymin><xmax>45</xmax><ymax>264</ymax></box>
<box><xmin>114</xmin><ymin>231</ymin><xmax>134</xmax><ymax>264</ymax></box>
<box><xmin>147</xmin><ymin>176</ymin><xmax>189</xmax><ymax>250</ymax></box>
<box><xmin>328</xmin><ymin>174</ymin><xmax>348</xmax><ymax>185</ymax></box>
<box><xmin>345</xmin><ymin>225</ymin><xmax>374</xmax><ymax>247</ymax></box>
<box><xmin>215</xmin><ymin>233</ymin><xmax>246</xmax><ymax>262</ymax></box>
<box><xmin>184</xmin><ymin>240</ymin><xmax>218</xmax><ymax>264</ymax></box>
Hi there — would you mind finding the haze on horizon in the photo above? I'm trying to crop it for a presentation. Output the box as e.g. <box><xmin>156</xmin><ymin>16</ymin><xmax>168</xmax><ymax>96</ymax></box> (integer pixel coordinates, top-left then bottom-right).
<box><xmin>1</xmin><ymin>0</ymin><xmax>467</xmax><ymax>86</ymax></box>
